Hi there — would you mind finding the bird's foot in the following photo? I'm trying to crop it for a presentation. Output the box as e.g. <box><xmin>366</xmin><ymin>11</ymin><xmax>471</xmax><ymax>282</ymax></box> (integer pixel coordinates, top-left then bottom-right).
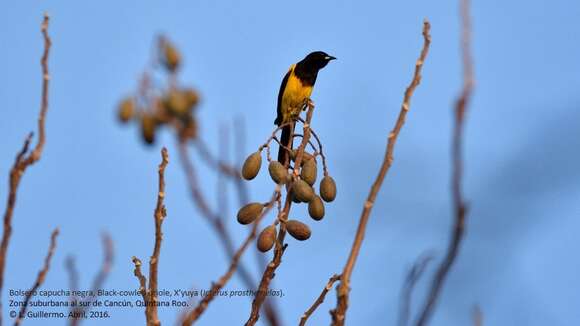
<box><xmin>302</xmin><ymin>98</ymin><xmax>315</xmax><ymax>111</ymax></box>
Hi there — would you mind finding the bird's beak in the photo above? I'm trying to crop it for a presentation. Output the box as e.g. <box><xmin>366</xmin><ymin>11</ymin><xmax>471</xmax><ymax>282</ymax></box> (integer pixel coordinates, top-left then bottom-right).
<box><xmin>325</xmin><ymin>55</ymin><xmax>337</xmax><ymax>61</ymax></box>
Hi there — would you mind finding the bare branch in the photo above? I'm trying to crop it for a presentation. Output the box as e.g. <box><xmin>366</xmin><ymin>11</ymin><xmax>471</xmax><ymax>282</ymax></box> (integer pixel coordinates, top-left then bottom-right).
<box><xmin>68</xmin><ymin>233</ymin><xmax>114</xmax><ymax>326</ymax></box>
<box><xmin>299</xmin><ymin>274</ymin><xmax>341</xmax><ymax>326</ymax></box>
<box><xmin>414</xmin><ymin>2</ymin><xmax>474</xmax><ymax>324</ymax></box>
<box><xmin>330</xmin><ymin>20</ymin><xmax>432</xmax><ymax>325</ymax></box>
<box><xmin>132</xmin><ymin>257</ymin><xmax>148</xmax><ymax>302</ymax></box>
<box><xmin>398</xmin><ymin>253</ymin><xmax>434</xmax><ymax>326</ymax></box>
<box><xmin>177</xmin><ymin>143</ymin><xmax>280</xmax><ymax>326</ymax></box>
<box><xmin>181</xmin><ymin>191</ymin><xmax>279</xmax><ymax>325</ymax></box>
<box><xmin>14</xmin><ymin>229</ymin><xmax>59</xmax><ymax>326</ymax></box>
<box><xmin>0</xmin><ymin>13</ymin><xmax>52</xmax><ymax>324</ymax></box>
<box><xmin>65</xmin><ymin>256</ymin><xmax>79</xmax><ymax>313</ymax></box>
<box><xmin>472</xmin><ymin>305</ymin><xmax>483</xmax><ymax>326</ymax></box>
<box><xmin>132</xmin><ymin>147</ymin><xmax>169</xmax><ymax>326</ymax></box>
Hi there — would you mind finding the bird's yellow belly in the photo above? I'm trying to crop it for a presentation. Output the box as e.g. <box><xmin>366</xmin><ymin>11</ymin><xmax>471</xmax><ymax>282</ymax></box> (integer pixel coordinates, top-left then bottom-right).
<box><xmin>281</xmin><ymin>73</ymin><xmax>312</xmax><ymax>123</ymax></box>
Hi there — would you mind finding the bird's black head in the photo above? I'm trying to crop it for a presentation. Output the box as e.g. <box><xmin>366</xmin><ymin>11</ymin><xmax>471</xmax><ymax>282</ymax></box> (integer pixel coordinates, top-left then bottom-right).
<box><xmin>298</xmin><ymin>51</ymin><xmax>336</xmax><ymax>71</ymax></box>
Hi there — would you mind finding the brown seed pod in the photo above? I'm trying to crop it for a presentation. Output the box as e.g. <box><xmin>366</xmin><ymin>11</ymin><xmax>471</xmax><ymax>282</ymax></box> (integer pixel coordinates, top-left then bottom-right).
<box><xmin>118</xmin><ymin>98</ymin><xmax>135</xmax><ymax>123</ymax></box>
<box><xmin>164</xmin><ymin>90</ymin><xmax>189</xmax><ymax>116</ymax></box>
<box><xmin>257</xmin><ymin>225</ymin><xmax>277</xmax><ymax>252</ymax></box>
<box><xmin>320</xmin><ymin>176</ymin><xmax>337</xmax><ymax>202</ymax></box>
<box><xmin>183</xmin><ymin>88</ymin><xmax>199</xmax><ymax>109</ymax></box>
<box><xmin>268</xmin><ymin>161</ymin><xmax>288</xmax><ymax>184</ymax></box>
<box><xmin>291</xmin><ymin>192</ymin><xmax>301</xmax><ymax>203</ymax></box>
<box><xmin>301</xmin><ymin>158</ymin><xmax>317</xmax><ymax>186</ymax></box>
<box><xmin>242</xmin><ymin>151</ymin><xmax>262</xmax><ymax>180</ymax></box>
<box><xmin>236</xmin><ymin>202</ymin><xmax>264</xmax><ymax>225</ymax></box>
<box><xmin>290</xmin><ymin>150</ymin><xmax>314</xmax><ymax>165</ymax></box>
<box><xmin>161</xmin><ymin>40</ymin><xmax>181</xmax><ymax>72</ymax></box>
<box><xmin>141</xmin><ymin>114</ymin><xmax>157</xmax><ymax>145</ymax></box>
<box><xmin>292</xmin><ymin>179</ymin><xmax>315</xmax><ymax>203</ymax></box>
<box><xmin>286</xmin><ymin>220</ymin><xmax>311</xmax><ymax>241</ymax></box>
<box><xmin>308</xmin><ymin>196</ymin><xmax>325</xmax><ymax>221</ymax></box>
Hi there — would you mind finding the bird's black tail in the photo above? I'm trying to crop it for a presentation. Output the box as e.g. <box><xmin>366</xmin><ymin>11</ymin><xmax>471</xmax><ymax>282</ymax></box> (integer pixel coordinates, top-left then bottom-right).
<box><xmin>277</xmin><ymin>123</ymin><xmax>293</xmax><ymax>164</ymax></box>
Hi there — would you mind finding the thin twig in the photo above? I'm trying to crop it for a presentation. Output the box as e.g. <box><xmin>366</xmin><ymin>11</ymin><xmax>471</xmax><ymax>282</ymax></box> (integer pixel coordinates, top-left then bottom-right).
<box><xmin>330</xmin><ymin>20</ymin><xmax>431</xmax><ymax>325</ymax></box>
<box><xmin>14</xmin><ymin>229</ymin><xmax>59</xmax><ymax>326</ymax></box>
<box><xmin>306</xmin><ymin>129</ymin><xmax>329</xmax><ymax>175</ymax></box>
<box><xmin>177</xmin><ymin>143</ymin><xmax>280</xmax><ymax>326</ymax></box>
<box><xmin>132</xmin><ymin>257</ymin><xmax>148</xmax><ymax>302</ymax></box>
<box><xmin>195</xmin><ymin>138</ymin><xmax>251</xmax><ymax>208</ymax></box>
<box><xmin>233</xmin><ymin>117</ymin><xmax>251</xmax><ymax>206</ymax></box>
<box><xmin>65</xmin><ymin>256</ymin><xmax>79</xmax><ymax>318</ymax></box>
<box><xmin>68</xmin><ymin>233</ymin><xmax>114</xmax><ymax>326</ymax></box>
<box><xmin>132</xmin><ymin>148</ymin><xmax>169</xmax><ymax>326</ymax></box>
<box><xmin>414</xmin><ymin>2</ymin><xmax>474</xmax><ymax>324</ymax></box>
<box><xmin>245</xmin><ymin>103</ymin><xmax>316</xmax><ymax>326</ymax></box>
<box><xmin>194</xmin><ymin>138</ymin><xmax>240</xmax><ymax>178</ymax></box>
<box><xmin>217</xmin><ymin>124</ymin><xmax>230</xmax><ymax>220</ymax></box>
<box><xmin>0</xmin><ymin>14</ymin><xmax>51</xmax><ymax>324</ymax></box>
<box><xmin>299</xmin><ymin>274</ymin><xmax>341</xmax><ymax>326</ymax></box>
<box><xmin>398</xmin><ymin>253</ymin><xmax>434</xmax><ymax>326</ymax></box>
<box><xmin>472</xmin><ymin>305</ymin><xmax>483</xmax><ymax>326</ymax></box>
<box><xmin>181</xmin><ymin>191</ymin><xmax>279</xmax><ymax>325</ymax></box>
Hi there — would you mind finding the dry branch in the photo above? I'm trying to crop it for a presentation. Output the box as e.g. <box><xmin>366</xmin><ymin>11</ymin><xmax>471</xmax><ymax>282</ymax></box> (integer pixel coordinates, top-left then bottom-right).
<box><xmin>65</xmin><ymin>256</ymin><xmax>79</xmax><ymax>316</ymax></box>
<box><xmin>414</xmin><ymin>1</ymin><xmax>474</xmax><ymax>324</ymax></box>
<box><xmin>14</xmin><ymin>229</ymin><xmax>59</xmax><ymax>326</ymax></box>
<box><xmin>68</xmin><ymin>233</ymin><xmax>114</xmax><ymax>326</ymax></box>
<box><xmin>299</xmin><ymin>274</ymin><xmax>341</xmax><ymax>326</ymax></box>
<box><xmin>472</xmin><ymin>305</ymin><xmax>483</xmax><ymax>326</ymax></box>
<box><xmin>177</xmin><ymin>143</ymin><xmax>280</xmax><ymax>326</ymax></box>
<box><xmin>244</xmin><ymin>102</ymin><xmax>316</xmax><ymax>326</ymax></box>
<box><xmin>0</xmin><ymin>13</ymin><xmax>52</xmax><ymax>325</ymax></box>
<box><xmin>181</xmin><ymin>191</ymin><xmax>279</xmax><ymax>325</ymax></box>
<box><xmin>398</xmin><ymin>254</ymin><xmax>434</xmax><ymax>326</ymax></box>
<box><xmin>330</xmin><ymin>20</ymin><xmax>432</xmax><ymax>325</ymax></box>
<box><xmin>132</xmin><ymin>148</ymin><xmax>169</xmax><ymax>326</ymax></box>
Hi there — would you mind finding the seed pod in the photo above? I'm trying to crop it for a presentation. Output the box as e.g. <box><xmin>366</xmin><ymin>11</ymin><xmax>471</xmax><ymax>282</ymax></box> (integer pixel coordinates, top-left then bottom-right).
<box><xmin>292</xmin><ymin>179</ymin><xmax>314</xmax><ymax>203</ymax></box>
<box><xmin>290</xmin><ymin>150</ymin><xmax>314</xmax><ymax>165</ymax></box>
<box><xmin>183</xmin><ymin>88</ymin><xmax>200</xmax><ymax>109</ymax></box>
<box><xmin>257</xmin><ymin>225</ymin><xmax>277</xmax><ymax>252</ymax></box>
<box><xmin>141</xmin><ymin>114</ymin><xmax>156</xmax><ymax>145</ymax></box>
<box><xmin>118</xmin><ymin>98</ymin><xmax>135</xmax><ymax>123</ymax></box>
<box><xmin>320</xmin><ymin>176</ymin><xmax>337</xmax><ymax>202</ymax></box>
<box><xmin>308</xmin><ymin>196</ymin><xmax>325</xmax><ymax>221</ymax></box>
<box><xmin>236</xmin><ymin>202</ymin><xmax>263</xmax><ymax>225</ymax></box>
<box><xmin>242</xmin><ymin>151</ymin><xmax>262</xmax><ymax>180</ymax></box>
<box><xmin>164</xmin><ymin>90</ymin><xmax>189</xmax><ymax>116</ymax></box>
<box><xmin>291</xmin><ymin>192</ymin><xmax>301</xmax><ymax>203</ymax></box>
<box><xmin>286</xmin><ymin>220</ymin><xmax>311</xmax><ymax>241</ymax></box>
<box><xmin>268</xmin><ymin>161</ymin><xmax>288</xmax><ymax>184</ymax></box>
<box><xmin>161</xmin><ymin>40</ymin><xmax>181</xmax><ymax>72</ymax></box>
<box><xmin>301</xmin><ymin>158</ymin><xmax>317</xmax><ymax>186</ymax></box>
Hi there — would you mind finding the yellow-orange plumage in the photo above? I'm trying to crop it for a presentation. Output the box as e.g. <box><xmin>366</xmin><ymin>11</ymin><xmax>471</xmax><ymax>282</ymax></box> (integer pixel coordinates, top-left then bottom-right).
<box><xmin>279</xmin><ymin>64</ymin><xmax>313</xmax><ymax>124</ymax></box>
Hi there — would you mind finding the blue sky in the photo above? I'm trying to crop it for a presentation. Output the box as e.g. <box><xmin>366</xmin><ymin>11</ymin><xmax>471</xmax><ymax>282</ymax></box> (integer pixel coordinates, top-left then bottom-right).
<box><xmin>1</xmin><ymin>0</ymin><xmax>579</xmax><ymax>325</ymax></box>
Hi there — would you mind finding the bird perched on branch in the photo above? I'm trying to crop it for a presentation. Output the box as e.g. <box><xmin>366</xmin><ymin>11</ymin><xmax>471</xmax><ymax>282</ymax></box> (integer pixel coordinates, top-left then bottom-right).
<box><xmin>275</xmin><ymin>51</ymin><xmax>336</xmax><ymax>164</ymax></box>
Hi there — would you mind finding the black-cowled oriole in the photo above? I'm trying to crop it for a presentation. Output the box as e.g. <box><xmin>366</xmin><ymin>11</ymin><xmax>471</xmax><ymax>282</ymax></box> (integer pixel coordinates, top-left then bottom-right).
<box><xmin>274</xmin><ymin>51</ymin><xmax>336</xmax><ymax>163</ymax></box>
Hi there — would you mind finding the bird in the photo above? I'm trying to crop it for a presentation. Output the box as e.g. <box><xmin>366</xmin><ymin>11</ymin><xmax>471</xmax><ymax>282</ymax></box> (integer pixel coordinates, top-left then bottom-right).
<box><xmin>274</xmin><ymin>51</ymin><xmax>336</xmax><ymax>164</ymax></box>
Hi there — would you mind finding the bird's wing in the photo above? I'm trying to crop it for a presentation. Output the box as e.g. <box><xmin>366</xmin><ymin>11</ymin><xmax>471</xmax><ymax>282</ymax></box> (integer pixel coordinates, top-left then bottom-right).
<box><xmin>274</xmin><ymin>65</ymin><xmax>293</xmax><ymax>125</ymax></box>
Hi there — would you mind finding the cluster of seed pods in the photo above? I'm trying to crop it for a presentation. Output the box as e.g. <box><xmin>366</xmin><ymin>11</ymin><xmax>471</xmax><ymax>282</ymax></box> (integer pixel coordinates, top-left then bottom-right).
<box><xmin>237</xmin><ymin>146</ymin><xmax>337</xmax><ymax>252</ymax></box>
<box><xmin>117</xmin><ymin>38</ymin><xmax>200</xmax><ymax>144</ymax></box>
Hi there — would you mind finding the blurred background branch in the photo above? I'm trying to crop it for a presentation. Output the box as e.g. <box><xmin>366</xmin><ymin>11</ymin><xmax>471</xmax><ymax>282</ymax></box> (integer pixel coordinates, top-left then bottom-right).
<box><xmin>414</xmin><ymin>0</ymin><xmax>474</xmax><ymax>324</ymax></box>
